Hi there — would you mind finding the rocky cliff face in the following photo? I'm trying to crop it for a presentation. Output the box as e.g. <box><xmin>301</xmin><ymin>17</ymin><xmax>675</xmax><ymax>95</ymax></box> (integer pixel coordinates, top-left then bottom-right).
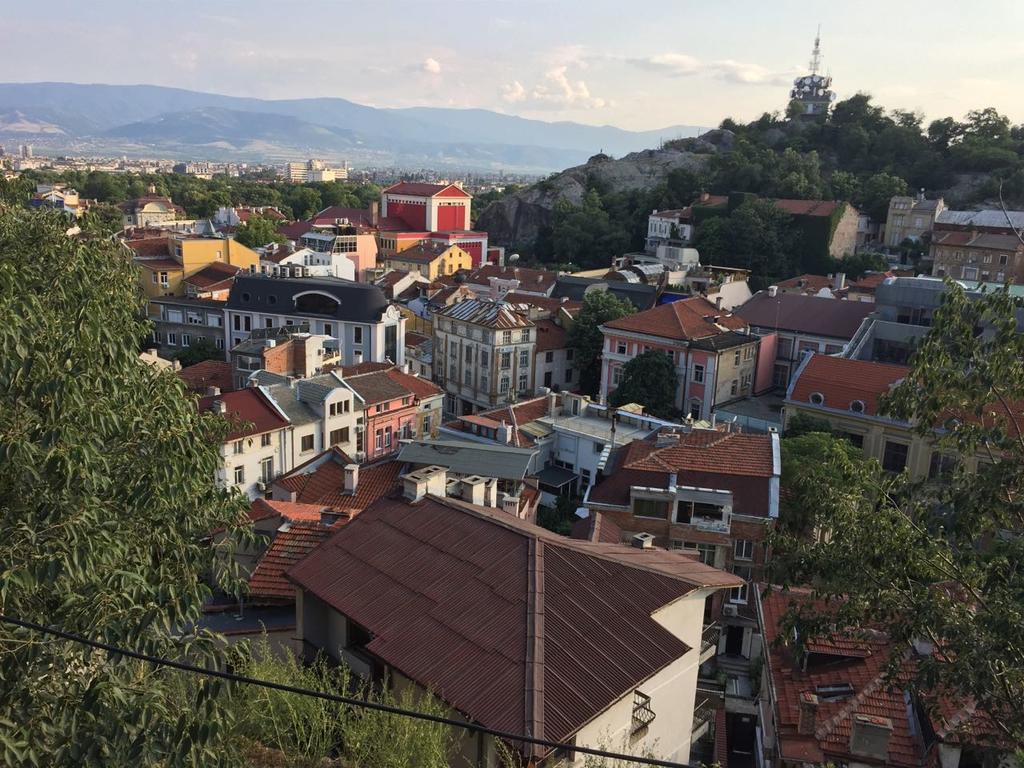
<box><xmin>477</xmin><ymin>132</ymin><xmax>733</xmax><ymax>253</ymax></box>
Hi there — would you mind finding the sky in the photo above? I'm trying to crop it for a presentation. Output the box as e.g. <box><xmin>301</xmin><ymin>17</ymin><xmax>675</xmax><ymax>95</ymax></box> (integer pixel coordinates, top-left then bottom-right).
<box><xmin>3</xmin><ymin>0</ymin><xmax>1023</xmax><ymax>131</ymax></box>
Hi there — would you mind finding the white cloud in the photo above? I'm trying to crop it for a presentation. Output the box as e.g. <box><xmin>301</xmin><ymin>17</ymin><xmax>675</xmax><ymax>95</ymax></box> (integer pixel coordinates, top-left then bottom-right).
<box><xmin>627</xmin><ymin>53</ymin><xmax>794</xmax><ymax>86</ymax></box>
<box><xmin>422</xmin><ymin>57</ymin><xmax>442</xmax><ymax>75</ymax></box>
<box><xmin>501</xmin><ymin>80</ymin><xmax>526</xmax><ymax>103</ymax></box>
<box><xmin>528</xmin><ymin>66</ymin><xmax>607</xmax><ymax>109</ymax></box>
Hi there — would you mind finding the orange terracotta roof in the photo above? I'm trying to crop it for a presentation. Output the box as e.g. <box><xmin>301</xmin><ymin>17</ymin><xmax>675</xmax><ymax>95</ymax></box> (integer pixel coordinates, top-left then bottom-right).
<box><xmin>277</xmin><ymin>452</ymin><xmax>403</xmax><ymax>515</ymax></box>
<box><xmin>198</xmin><ymin>388</ymin><xmax>289</xmax><ymax>440</ymax></box>
<box><xmin>603</xmin><ymin>297</ymin><xmax>747</xmax><ymax>341</ymax></box>
<box><xmin>384</xmin><ymin>368</ymin><xmax>443</xmax><ymax>399</ymax></box>
<box><xmin>248</xmin><ymin>523</ymin><xmax>332</xmax><ymax>601</ymax></box>
<box><xmin>789</xmin><ymin>355</ymin><xmax>909</xmax><ymax>416</ymax></box>
<box><xmin>249</xmin><ymin>498</ymin><xmax>327</xmax><ymax>525</ymax></box>
<box><xmin>534</xmin><ymin>319</ymin><xmax>568</xmax><ymax>353</ymax></box>
<box><xmin>177</xmin><ymin>360</ymin><xmax>234</xmax><ymax>394</ymax></box>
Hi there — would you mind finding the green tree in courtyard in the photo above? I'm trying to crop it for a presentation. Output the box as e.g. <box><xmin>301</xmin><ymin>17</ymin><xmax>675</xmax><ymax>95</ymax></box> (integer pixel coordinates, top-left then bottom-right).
<box><xmin>608</xmin><ymin>350</ymin><xmax>678</xmax><ymax>419</ymax></box>
<box><xmin>0</xmin><ymin>208</ymin><xmax>250</xmax><ymax>765</ymax></box>
<box><xmin>567</xmin><ymin>290</ymin><xmax>635</xmax><ymax>397</ymax></box>
<box><xmin>234</xmin><ymin>213</ymin><xmax>286</xmax><ymax>249</ymax></box>
<box><xmin>770</xmin><ymin>282</ymin><xmax>1024</xmax><ymax>742</ymax></box>
<box><xmin>173</xmin><ymin>336</ymin><xmax>222</xmax><ymax>368</ymax></box>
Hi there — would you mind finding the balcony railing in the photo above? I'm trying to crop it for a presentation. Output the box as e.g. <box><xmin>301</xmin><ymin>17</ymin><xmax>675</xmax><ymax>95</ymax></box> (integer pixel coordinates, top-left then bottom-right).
<box><xmin>692</xmin><ymin>698</ymin><xmax>715</xmax><ymax>733</ymax></box>
<box><xmin>701</xmin><ymin>623</ymin><xmax>721</xmax><ymax>660</ymax></box>
<box><xmin>690</xmin><ymin>514</ymin><xmax>730</xmax><ymax>533</ymax></box>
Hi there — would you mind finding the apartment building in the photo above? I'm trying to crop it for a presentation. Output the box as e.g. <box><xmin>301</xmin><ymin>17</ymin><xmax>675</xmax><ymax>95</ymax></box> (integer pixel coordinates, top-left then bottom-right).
<box><xmin>383</xmin><ymin>242</ymin><xmax>472</xmax><ymax>280</ymax></box>
<box><xmin>930</xmin><ymin>230</ymin><xmax>1024</xmax><ymax>283</ymax></box>
<box><xmin>148</xmin><ymin>295</ymin><xmax>227</xmax><ymax>357</ymax></box>
<box><xmin>883</xmin><ymin>194</ymin><xmax>945</xmax><ymax>246</ymax></box>
<box><xmin>229</xmin><ymin>327</ymin><xmax>339</xmax><ymax>390</ymax></box>
<box><xmin>130</xmin><ymin>234</ymin><xmax>259</xmax><ymax>299</ymax></box>
<box><xmin>432</xmin><ymin>299</ymin><xmax>535</xmax><ymax>417</ymax></box>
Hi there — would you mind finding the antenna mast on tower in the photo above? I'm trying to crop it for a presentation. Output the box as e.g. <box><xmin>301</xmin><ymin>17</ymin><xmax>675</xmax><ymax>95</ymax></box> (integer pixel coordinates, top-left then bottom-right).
<box><xmin>809</xmin><ymin>24</ymin><xmax>822</xmax><ymax>74</ymax></box>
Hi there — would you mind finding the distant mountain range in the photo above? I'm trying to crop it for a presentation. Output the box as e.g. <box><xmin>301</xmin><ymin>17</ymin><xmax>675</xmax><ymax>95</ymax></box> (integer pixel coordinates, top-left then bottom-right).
<box><xmin>0</xmin><ymin>82</ymin><xmax>705</xmax><ymax>172</ymax></box>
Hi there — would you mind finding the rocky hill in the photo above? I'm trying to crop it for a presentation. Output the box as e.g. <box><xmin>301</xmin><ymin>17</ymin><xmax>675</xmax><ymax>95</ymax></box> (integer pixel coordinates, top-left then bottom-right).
<box><xmin>477</xmin><ymin>131</ymin><xmax>733</xmax><ymax>252</ymax></box>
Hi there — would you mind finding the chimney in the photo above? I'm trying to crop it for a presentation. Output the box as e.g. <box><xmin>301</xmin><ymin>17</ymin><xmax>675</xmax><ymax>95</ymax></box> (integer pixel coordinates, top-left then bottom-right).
<box><xmin>212</xmin><ymin>399</ymin><xmax>227</xmax><ymax>415</ymax></box>
<box><xmin>146</xmin><ymin>348</ymin><xmax>158</xmax><ymax>356</ymax></box>
<box><xmin>401</xmin><ymin>465</ymin><xmax>447</xmax><ymax>502</ymax></box>
<box><xmin>370</xmin><ymin>200</ymin><xmax>380</xmax><ymax>226</ymax></box>
<box><xmin>547</xmin><ymin>392</ymin><xmax>559</xmax><ymax>417</ymax></box>
<box><xmin>501</xmin><ymin>494</ymin><xmax>520</xmax><ymax>517</ymax></box>
<box><xmin>833</xmin><ymin>272</ymin><xmax>846</xmax><ymax>291</ymax></box>
<box><xmin>496</xmin><ymin>420</ymin><xmax>512</xmax><ymax>444</ymax></box>
<box><xmin>343</xmin><ymin>463</ymin><xmax>359</xmax><ymax>494</ymax></box>
<box><xmin>266</xmin><ymin>338</ymin><xmax>277</xmax><ymax>348</ymax></box>
<box><xmin>461</xmin><ymin>475</ymin><xmax>488</xmax><ymax>506</ymax></box>
<box><xmin>850</xmin><ymin>714</ymin><xmax>893</xmax><ymax>761</ymax></box>
<box><xmin>206</xmin><ymin>386</ymin><xmax>221</xmax><ymax>397</ymax></box>
<box><xmin>798</xmin><ymin>692</ymin><xmax>819</xmax><ymax>736</ymax></box>
<box><xmin>631</xmin><ymin>532</ymin><xmax>656</xmax><ymax>549</ymax></box>
<box><xmin>768</xmin><ymin>285</ymin><xmax>778</xmax><ymax>297</ymax></box>
<box><xmin>353</xmin><ymin>350</ymin><xmax>363</xmax><ymax>365</ymax></box>
<box><xmin>715</xmin><ymin>295</ymin><xmax>724</xmax><ymax>310</ymax></box>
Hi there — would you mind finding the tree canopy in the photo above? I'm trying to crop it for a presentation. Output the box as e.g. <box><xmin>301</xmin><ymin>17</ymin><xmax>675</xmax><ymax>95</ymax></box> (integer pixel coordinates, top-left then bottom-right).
<box><xmin>567</xmin><ymin>291</ymin><xmax>635</xmax><ymax>397</ymax></box>
<box><xmin>771</xmin><ymin>282</ymin><xmax>1024</xmax><ymax>741</ymax></box>
<box><xmin>608</xmin><ymin>350</ymin><xmax>678</xmax><ymax>419</ymax></box>
<box><xmin>234</xmin><ymin>214</ymin><xmax>286</xmax><ymax>249</ymax></box>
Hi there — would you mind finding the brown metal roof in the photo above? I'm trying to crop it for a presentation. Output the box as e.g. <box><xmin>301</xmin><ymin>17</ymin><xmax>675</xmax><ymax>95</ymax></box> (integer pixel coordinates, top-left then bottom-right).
<box><xmin>287</xmin><ymin>494</ymin><xmax>740</xmax><ymax>749</ymax></box>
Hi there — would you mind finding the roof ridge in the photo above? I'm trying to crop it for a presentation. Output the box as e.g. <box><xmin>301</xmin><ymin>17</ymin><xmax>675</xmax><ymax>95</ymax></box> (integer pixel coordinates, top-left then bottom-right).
<box><xmin>524</xmin><ymin>538</ymin><xmax>546</xmax><ymax>755</ymax></box>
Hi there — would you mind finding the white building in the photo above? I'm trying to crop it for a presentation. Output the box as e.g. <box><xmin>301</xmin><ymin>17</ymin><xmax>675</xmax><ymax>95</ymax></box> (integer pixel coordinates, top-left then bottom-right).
<box><xmin>260</xmin><ymin>246</ymin><xmax>356</xmax><ymax>281</ymax></box>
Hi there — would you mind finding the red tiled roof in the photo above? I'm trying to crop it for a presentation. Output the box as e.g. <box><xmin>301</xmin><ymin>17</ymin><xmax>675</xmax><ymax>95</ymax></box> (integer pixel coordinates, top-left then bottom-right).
<box><xmin>570</xmin><ymin>511</ymin><xmax>622</xmax><ymax>544</ymax></box>
<box><xmin>405</xmin><ymin>331</ymin><xmax>431</xmax><ymax>349</ymax></box>
<box><xmin>503</xmin><ymin>293</ymin><xmax>582</xmax><ymax>316</ymax></box>
<box><xmin>849</xmin><ymin>272</ymin><xmax>892</xmax><ymax>292</ymax></box>
<box><xmin>384</xmin><ymin>182</ymin><xmax>471</xmax><ymax>198</ymax></box>
<box><xmin>534</xmin><ymin>319</ymin><xmax>568</xmax><ymax>353</ymax></box>
<box><xmin>119</xmin><ymin>195</ymin><xmax>184</xmax><ymax>215</ymax></box>
<box><xmin>287</xmin><ymin>494</ymin><xmax>739</xmax><ymax>750</ymax></box>
<box><xmin>771</xmin><ymin>199</ymin><xmax>842</xmax><ymax>217</ymax></box>
<box><xmin>789</xmin><ymin>355</ymin><xmax>909</xmax><ymax>416</ymax></box>
<box><xmin>338</xmin><ymin>361</ymin><xmax>394</xmax><ymax>377</ymax></box>
<box><xmin>276</xmin><ymin>449</ymin><xmax>403</xmax><ymax>515</ymax></box>
<box><xmin>467</xmin><ymin>265</ymin><xmax>559</xmax><ymax>293</ymax></box>
<box><xmin>248</xmin><ymin>523</ymin><xmax>332</xmax><ymax>601</ymax></box>
<box><xmin>604</xmin><ymin>297</ymin><xmax>747</xmax><ymax>341</ymax></box>
<box><xmin>134</xmin><ymin>257</ymin><xmax>183</xmax><ymax>272</ymax></box>
<box><xmin>761</xmin><ymin>587</ymin><xmax>924</xmax><ymax>768</ymax></box>
<box><xmin>277</xmin><ymin>220</ymin><xmax>313</xmax><ymax>241</ymax></box>
<box><xmin>178</xmin><ymin>360</ymin><xmax>234</xmax><ymax>394</ymax></box>
<box><xmin>310</xmin><ymin>206</ymin><xmax>374</xmax><ymax>227</ymax></box>
<box><xmin>249</xmin><ymin>498</ymin><xmax>327</xmax><ymax>525</ymax></box>
<box><xmin>124</xmin><ymin>237</ymin><xmax>170</xmax><ymax>257</ymax></box>
<box><xmin>198</xmin><ymin>388</ymin><xmax>289</xmax><ymax>440</ymax></box>
<box><xmin>445</xmin><ymin>396</ymin><xmax>552</xmax><ymax>448</ymax></box>
<box><xmin>387</xmin><ymin>242</ymin><xmax>452</xmax><ymax>264</ymax></box>
<box><xmin>735</xmin><ymin>292</ymin><xmax>875</xmax><ymax>339</ymax></box>
<box><xmin>384</xmin><ymin>368</ymin><xmax>443</xmax><ymax>400</ymax></box>
<box><xmin>184</xmin><ymin>261</ymin><xmax>240</xmax><ymax>288</ymax></box>
<box><xmin>589</xmin><ymin>430</ymin><xmax>776</xmax><ymax>514</ymax></box>
<box><xmin>774</xmin><ymin>274</ymin><xmax>836</xmax><ymax>293</ymax></box>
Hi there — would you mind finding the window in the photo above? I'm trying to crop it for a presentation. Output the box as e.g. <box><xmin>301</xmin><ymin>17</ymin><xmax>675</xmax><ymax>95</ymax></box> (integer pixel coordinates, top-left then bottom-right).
<box><xmin>301</xmin><ymin>434</ymin><xmax>315</xmax><ymax>452</ymax></box>
<box><xmin>842</xmin><ymin>432</ymin><xmax>864</xmax><ymax>449</ymax></box>
<box><xmin>215</xmin><ymin>338</ymin><xmax>224</xmax><ymax>350</ymax></box>
<box><xmin>265</xmin><ymin>318</ymin><xmax>274</xmax><ymax>328</ymax></box>
<box><xmin>809</xmin><ymin>392</ymin><xmax>825</xmax><ymax>406</ymax></box>
<box><xmin>929</xmin><ymin>452</ymin><xmax>958</xmax><ymax>480</ymax></box>
<box><xmin>633</xmin><ymin>498</ymin><xmax>669</xmax><ymax>519</ymax></box>
<box><xmin>375</xmin><ymin>429</ymin><xmax>383</xmax><ymax>450</ymax></box>
<box><xmin>233</xmin><ymin>466</ymin><xmax>245</xmax><ymax>485</ymax></box>
<box><xmin>730</xmin><ymin>565</ymin><xmax>752</xmax><ymax>603</ymax></box>
<box><xmin>353</xmin><ymin>327</ymin><xmax>363</xmax><ymax>344</ymax></box>
<box><xmin>499</xmin><ymin>377</ymin><xmax>510</xmax><ymax>394</ymax></box>
<box><xmin>612</xmin><ymin>366</ymin><xmax>624</xmax><ymax>386</ymax></box>
<box><xmin>232</xmin><ymin>440</ymin><xmax>244</xmax><ymax>455</ymax></box>
<box><xmin>1000</xmin><ymin>254</ymin><xmax>1009</xmax><ymax>265</ymax></box>
<box><xmin>502</xmin><ymin>330</ymin><xmax>512</xmax><ymax>344</ymax></box>
<box><xmin>422</xmin><ymin>415</ymin><xmax>431</xmax><ymax>435</ymax></box>
<box><xmin>520</xmin><ymin>329</ymin><xmax>530</xmax><ymax>342</ymax></box>
<box><xmin>734</xmin><ymin>539</ymin><xmax>754</xmax><ymax>561</ymax></box>
<box><xmin>465</xmin><ymin>346</ymin><xmax>473</xmax><ymax>363</ymax></box>
<box><xmin>692</xmin><ymin>364</ymin><xmax>704</xmax><ymax>383</ymax></box>
<box><xmin>480</xmin><ymin>350</ymin><xmax>489</xmax><ymax>367</ymax></box>
<box><xmin>734</xmin><ymin>350</ymin><xmax>741</xmax><ymax>366</ymax></box>
<box><xmin>519</xmin><ymin>349</ymin><xmax>529</xmax><ymax>368</ymax></box>
<box><xmin>260</xmin><ymin>457</ymin><xmax>274</xmax><ymax>483</ymax></box>
<box><xmin>375</xmin><ymin>403</ymin><xmax>383</xmax><ymax>414</ymax></box>
<box><xmin>593</xmin><ymin>441</ymin><xmax>605</xmax><ymax>454</ymax></box>
<box><xmin>616</xmin><ymin>341</ymin><xmax>627</xmax><ymax>355</ymax></box>
<box><xmin>260</xmin><ymin>433</ymin><xmax>271</xmax><ymax>447</ymax></box>
<box><xmin>166</xmin><ymin>333</ymin><xmax>177</xmax><ymax>346</ymax></box>
<box><xmin>566</xmin><ymin>349</ymin><xmax>574</xmax><ymax>361</ymax></box>
<box><xmin>329</xmin><ymin>427</ymin><xmax>349</xmax><ymax>445</ymax></box>
<box><xmin>384</xmin><ymin>426</ymin><xmax>392</xmax><ymax>448</ymax></box>
<box><xmin>689</xmin><ymin>399</ymin><xmax>702</xmax><ymax>420</ymax></box>
<box><xmin>565</xmin><ymin>368</ymin><xmax>573</xmax><ymax>383</ymax></box>
<box><xmin>730</xmin><ymin>379</ymin><xmax>738</xmax><ymax>396</ymax></box>
<box><xmin>500</xmin><ymin>351</ymin><xmax>512</xmax><ymax>369</ymax></box>
<box><xmin>402</xmin><ymin>397</ymin><xmax>411</xmax><ymax>406</ymax></box>
<box><xmin>850</xmin><ymin>400</ymin><xmax>865</xmax><ymax>413</ymax></box>
<box><xmin>545</xmin><ymin>351</ymin><xmax>554</xmax><ymax>363</ymax></box>
<box><xmin>882</xmin><ymin>440</ymin><xmax>909</xmax><ymax>473</ymax></box>
<box><xmin>323</xmin><ymin>323</ymin><xmax>333</xmax><ymax>337</ymax></box>
<box><xmin>683</xmin><ymin>542</ymin><xmax>716</xmax><ymax>566</ymax></box>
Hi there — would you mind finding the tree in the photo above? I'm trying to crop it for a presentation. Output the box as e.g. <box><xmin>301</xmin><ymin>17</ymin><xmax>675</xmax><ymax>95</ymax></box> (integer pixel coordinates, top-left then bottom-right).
<box><xmin>608</xmin><ymin>350</ymin><xmax>678</xmax><ymax>419</ymax></box>
<box><xmin>859</xmin><ymin>171</ymin><xmax>909</xmax><ymax>222</ymax></box>
<box><xmin>80</xmin><ymin>203</ymin><xmax>125</xmax><ymax>236</ymax></box>
<box><xmin>567</xmin><ymin>291</ymin><xmax>635</xmax><ymax>396</ymax></box>
<box><xmin>771</xmin><ymin>282</ymin><xmax>1024</xmax><ymax>741</ymax></box>
<box><xmin>0</xmin><ymin>208</ymin><xmax>249</xmax><ymax>764</ymax></box>
<box><xmin>173</xmin><ymin>336</ymin><xmax>222</xmax><ymax>368</ymax></box>
<box><xmin>283</xmin><ymin>186</ymin><xmax>322</xmax><ymax>220</ymax></box>
<box><xmin>828</xmin><ymin>170</ymin><xmax>860</xmax><ymax>202</ymax></box>
<box><xmin>837</xmin><ymin>251</ymin><xmax>888</xmax><ymax>280</ymax></box>
<box><xmin>234</xmin><ymin>214</ymin><xmax>286</xmax><ymax>249</ymax></box>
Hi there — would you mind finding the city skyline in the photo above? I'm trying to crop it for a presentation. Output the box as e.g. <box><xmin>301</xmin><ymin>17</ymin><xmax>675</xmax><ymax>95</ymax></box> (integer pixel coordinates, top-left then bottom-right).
<box><xmin>3</xmin><ymin>0</ymin><xmax>1023</xmax><ymax>131</ymax></box>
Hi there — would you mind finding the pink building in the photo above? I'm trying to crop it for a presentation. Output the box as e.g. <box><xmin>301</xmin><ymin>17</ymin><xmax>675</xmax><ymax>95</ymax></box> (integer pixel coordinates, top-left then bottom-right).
<box><xmin>599</xmin><ymin>298</ymin><xmax>760</xmax><ymax>420</ymax></box>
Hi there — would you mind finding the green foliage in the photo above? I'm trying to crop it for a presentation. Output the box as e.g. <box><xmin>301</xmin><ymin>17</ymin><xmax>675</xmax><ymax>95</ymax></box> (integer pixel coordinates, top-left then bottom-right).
<box><xmin>837</xmin><ymin>250</ymin><xmax>888</xmax><ymax>280</ymax></box>
<box><xmin>235</xmin><ymin>214</ymin><xmax>286</xmax><ymax>249</ymax></box>
<box><xmin>609</xmin><ymin>350</ymin><xmax>678</xmax><ymax>419</ymax></box>
<box><xmin>173</xmin><ymin>336</ymin><xmax>223</xmax><ymax>368</ymax></box>
<box><xmin>548</xmin><ymin>190</ymin><xmax>631</xmax><ymax>269</ymax></box>
<box><xmin>567</xmin><ymin>291</ymin><xmax>635</xmax><ymax>396</ymax></box>
<box><xmin>0</xmin><ymin>207</ymin><xmax>250</xmax><ymax>765</ymax></box>
<box><xmin>79</xmin><ymin>203</ymin><xmax>125</xmax><ymax>236</ymax></box>
<box><xmin>537</xmin><ymin>494</ymin><xmax>581</xmax><ymax>536</ymax></box>
<box><xmin>783</xmin><ymin>412</ymin><xmax>835</xmax><ymax>437</ymax></box>
<box><xmin>858</xmin><ymin>172</ymin><xmax>909</xmax><ymax>221</ymax></box>
<box><xmin>695</xmin><ymin>198</ymin><xmax>802</xmax><ymax>288</ymax></box>
<box><xmin>772</xmin><ymin>282</ymin><xmax>1024</xmax><ymax>741</ymax></box>
<box><xmin>282</xmin><ymin>187</ymin><xmax>323</xmax><ymax>220</ymax></box>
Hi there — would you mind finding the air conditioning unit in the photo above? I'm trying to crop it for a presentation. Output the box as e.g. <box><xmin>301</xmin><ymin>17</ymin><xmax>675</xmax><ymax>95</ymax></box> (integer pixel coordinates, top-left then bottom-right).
<box><xmin>723</xmin><ymin>604</ymin><xmax>739</xmax><ymax>618</ymax></box>
<box><xmin>256</xmin><ymin>481</ymin><xmax>268</xmax><ymax>492</ymax></box>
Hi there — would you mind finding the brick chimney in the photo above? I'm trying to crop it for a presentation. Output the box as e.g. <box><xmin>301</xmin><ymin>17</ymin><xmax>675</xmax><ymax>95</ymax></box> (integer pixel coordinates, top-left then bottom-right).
<box><xmin>370</xmin><ymin>201</ymin><xmax>380</xmax><ymax>226</ymax></box>
<box><xmin>798</xmin><ymin>692</ymin><xmax>819</xmax><ymax>736</ymax></box>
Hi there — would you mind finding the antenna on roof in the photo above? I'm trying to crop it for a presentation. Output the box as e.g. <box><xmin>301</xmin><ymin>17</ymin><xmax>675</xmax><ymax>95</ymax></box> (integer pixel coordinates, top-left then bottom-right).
<box><xmin>809</xmin><ymin>24</ymin><xmax>823</xmax><ymax>74</ymax></box>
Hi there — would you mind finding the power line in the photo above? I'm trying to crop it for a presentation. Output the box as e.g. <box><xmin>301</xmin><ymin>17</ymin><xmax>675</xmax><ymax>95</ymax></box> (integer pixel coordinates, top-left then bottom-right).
<box><xmin>0</xmin><ymin>614</ymin><xmax>696</xmax><ymax>768</ymax></box>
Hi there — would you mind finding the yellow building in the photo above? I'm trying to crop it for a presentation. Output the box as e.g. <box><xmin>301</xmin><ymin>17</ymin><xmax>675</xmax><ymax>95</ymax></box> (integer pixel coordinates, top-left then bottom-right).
<box><xmin>785</xmin><ymin>354</ymin><xmax>974</xmax><ymax>480</ymax></box>
<box><xmin>130</xmin><ymin>234</ymin><xmax>260</xmax><ymax>299</ymax></box>
<box><xmin>384</xmin><ymin>242</ymin><xmax>471</xmax><ymax>280</ymax></box>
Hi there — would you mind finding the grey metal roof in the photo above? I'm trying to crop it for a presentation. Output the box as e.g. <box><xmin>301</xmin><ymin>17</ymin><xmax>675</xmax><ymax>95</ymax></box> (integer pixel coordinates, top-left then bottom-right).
<box><xmin>265</xmin><ymin>385</ymin><xmax>319</xmax><ymax>426</ymax></box>
<box><xmin>551</xmin><ymin>277</ymin><xmax>658</xmax><ymax>310</ymax></box>
<box><xmin>226</xmin><ymin>275</ymin><xmax>389</xmax><ymax>322</ymax></box>
<box><xmin>250</xmin><ymin>371</ymin><xmax>291</xmax><ymax>387</ymax></box>
<box><xmin>435</xmin><ymin>299</ymin><xmax>532</xmax><ymax>329</ymax></box>
<box><xmin>397</xmin><ymin>439</ymin><xmax>537</xmax><ymax>481</ymax></box>
<box><xmin>936</xmin><ymin>209</ymin><xmax>1024</xmax><ymax>229</ymax></box>
<box><xmin>295</xmin><ymin>373</ymin><xmax>343</xmax><ymax>405</ymax></box>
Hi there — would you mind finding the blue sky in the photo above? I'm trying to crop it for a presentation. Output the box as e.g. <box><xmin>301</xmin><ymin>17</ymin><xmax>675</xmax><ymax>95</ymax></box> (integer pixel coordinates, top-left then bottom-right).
<box><xmin>4</xmin><ymin>0</ymin><xmax>1023</xmax><ymax>130</ymax></box>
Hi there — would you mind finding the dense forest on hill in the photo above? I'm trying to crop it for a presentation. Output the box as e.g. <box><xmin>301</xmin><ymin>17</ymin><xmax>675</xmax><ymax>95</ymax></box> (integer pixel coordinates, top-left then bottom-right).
<box><xmin>517</xmin><ymin>95</ymin><xmax>1024</xmax><ymax>276</ymax></box>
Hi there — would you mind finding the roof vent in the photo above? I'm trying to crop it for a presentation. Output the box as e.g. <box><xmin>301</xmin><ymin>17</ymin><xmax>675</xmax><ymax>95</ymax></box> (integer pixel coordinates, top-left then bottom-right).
<box><xmin>809</xmin><ymin>392</ymin><xmax>825</xmax><ymax>406</ymax></box>
<box><xmin>631</xmin><ymin>532</ymin><xmax>656</xmax><ymax>549</ymax></box>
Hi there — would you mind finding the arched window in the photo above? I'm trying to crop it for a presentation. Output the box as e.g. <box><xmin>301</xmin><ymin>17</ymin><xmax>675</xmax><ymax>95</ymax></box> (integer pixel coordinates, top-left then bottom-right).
<box><xmin>850</xmin><ymin>400</ymin><xmax>865</xmax><ymax>414</ymax></box>
<box><xmin>809</xmin><ymin>392</ymin><xmax>825</xmax><ymax>406</ymax></box>
<box><xmin>293</xmin><ymin>290</ymin><xmax>340</xmax><ymax>316</ymax></box>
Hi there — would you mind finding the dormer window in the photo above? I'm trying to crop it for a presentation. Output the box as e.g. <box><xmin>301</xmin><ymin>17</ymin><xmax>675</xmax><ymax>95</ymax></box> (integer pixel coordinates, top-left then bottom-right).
<box><xmin>809</xmin><ymin>392</ymin><xmax>825</xmax><ymax>406</ymax></box>
<box><xmin>849</xmin><ymin>400</ymin><xmax>865</xmax><ymax>414</ymax></box>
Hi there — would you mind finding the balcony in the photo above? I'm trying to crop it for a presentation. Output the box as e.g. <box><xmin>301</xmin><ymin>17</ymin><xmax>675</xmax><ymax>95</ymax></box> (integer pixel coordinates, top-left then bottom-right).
<box><xmin>700</xmin><ymin>623</ymin><xmax>720</xmax><ymax>664</ymax></box>
<box><xmin>692</xmin><ymin>698</ymin><xmax>715</xmax><ymax>739</ymax></box>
